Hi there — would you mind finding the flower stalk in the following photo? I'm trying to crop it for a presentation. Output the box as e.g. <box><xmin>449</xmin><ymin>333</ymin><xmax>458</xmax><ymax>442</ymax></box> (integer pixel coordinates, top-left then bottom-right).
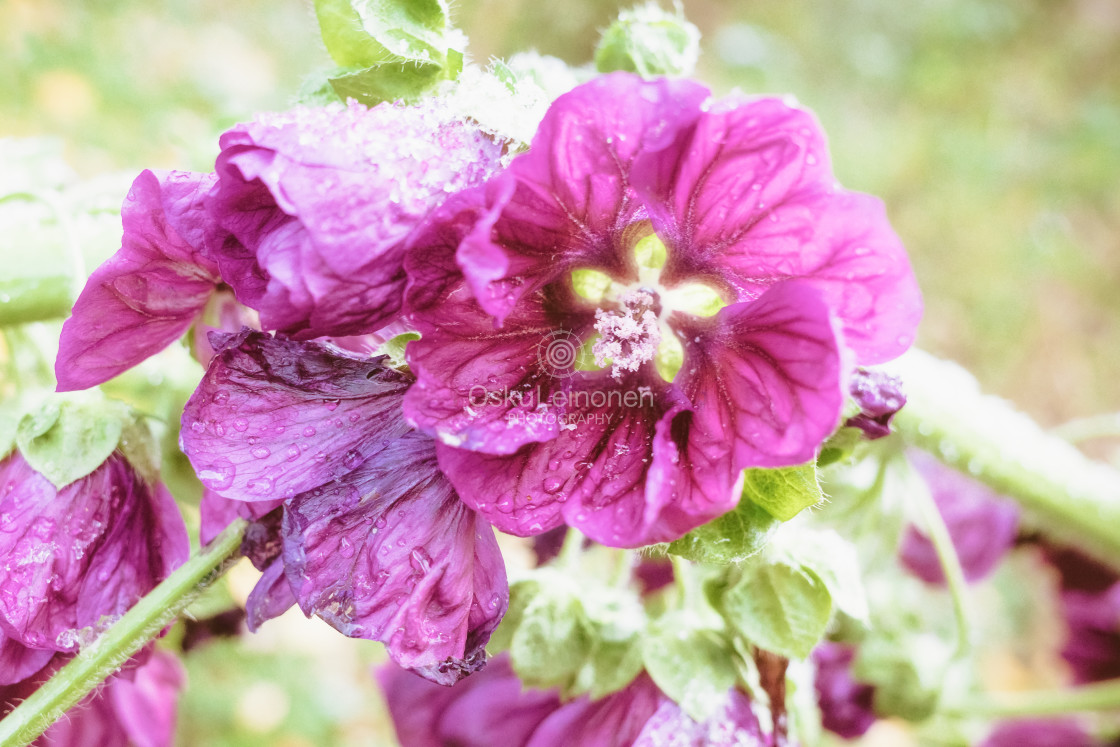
<box><xmin>0</xmin><ymin>519</ymin><xmax>247</xmax><ymax>747</ymax></box>
<box><xmin>890</xmin><ymin>349</ymin><xmax>1120</xmax><ymax>570</ymax></box>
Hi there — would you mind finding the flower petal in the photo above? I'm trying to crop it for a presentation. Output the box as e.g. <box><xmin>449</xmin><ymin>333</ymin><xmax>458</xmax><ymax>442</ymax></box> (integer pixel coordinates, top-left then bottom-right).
<box><xmin>633</xmin><ymin>689</ymin><xmax>765</xmax><ymax>746</ymax></box>
<box><xmin>56</xmin><ymin>170</ymin><xmax>220</xmax><ymax>391</ymax></box>
<box><xmin>283</xmin><ymin>432</ymin><xmax>508</xmax><ymax>684</ymax></box>
<box><xmin>180</xmin><ymin>329</ymin><xmax>412</xmax><ymax>502</ymax></box>
<box><xmin>526</xmin><ymin>673</ymin><xmax>664</xmax><ymax>747</ymax></box>
<box><xmin>245</xmin><ymin>558</ymin><xmax>296</xmax><ymax>633</ymax></box>
<box><xmin>0</xmin><ymin>454</ymin><xmax>188</xmax><ymax>652</ymax></box>
<box><xmin>0</xmin><ymin>632</ymin><xmax>53</xmax><ymax>686</ymax></box>
<box><xmin>209</xmin><ymin>101</ymin><xmax>503</xmax><ymax>339</ymax></box>
<box><xmin>461</xmin><ymin>73</ymin><xmax>708</xmax><ymax>323</ymax></box>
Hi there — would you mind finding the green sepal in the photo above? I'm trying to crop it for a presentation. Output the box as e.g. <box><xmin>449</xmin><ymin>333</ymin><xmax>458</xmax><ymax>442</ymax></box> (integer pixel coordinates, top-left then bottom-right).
<box><xmin>15</xmin><ymin>396</ymin><xmax>128</xmax><ymax>488</ymax></box>
<box><xmin>718</xmin><ymin>560</ymin><xmax>833</xmax><ymax>660</ymax></box>
<box><xmin>315</xmin><ymin>0</ymin><xmax>450</xmax><ymax>68</ymax></box>
<box><xmin>817</xmin><ymin>426</ymin><xmax>864</xmax><ymax>467</ymax></box>
<box><xmin>328</xmin><ymin>61</ymin><xmax>446</xmax><ymax>107</ymax></box>
<box><xmin>642</xmin><ymin>611</ymin><xmax>739</xmax><ymax>721</ymax></box>
<box><xmin>376</xmin><ymin>331</ymin><xmax>420</xmax><ymax>372</ymax></box>
<box><xmin>741</xmin><ymin>463</ymin><xmax>824</xmax><ymax>522</ymax></box>
<box><xmin>667</xmin><ymin>489</ymin><xmax>779</xmax><ymax>565</ymax></box>
<box><xmin>594</xmin><ymin>2</ymin><xmax>701</xmax><ymax>78</ymax></box>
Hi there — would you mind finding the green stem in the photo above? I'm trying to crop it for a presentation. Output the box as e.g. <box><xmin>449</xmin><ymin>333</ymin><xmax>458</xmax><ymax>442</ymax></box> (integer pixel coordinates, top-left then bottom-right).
<box><xmin>556</xmin><ymin>527</ymin><xmax>585</xmax><ymax>570</ymax></box>
<box><xmin>889</xmin><ymin>350</ymin><xmax>1120</xmax><ymax>569</ymax></box>
<box><xmin>909</xmin><ymin>476</ymin><xmax>973</xmax><ymax>659</ymax></box>
<box><xmin>942</xmin><ymin>678</ymin><xmax>1120</xmax><ymax>718</ymax></box>
<box><xmin>1051</xmin><ymin>412</ymin><xmax>1120</xmax><ymax>444</ymax></box>
<box><xmin>0</xmin><ymin>519</ymin><xmax>248</xmax><ymax>747</ymax></box>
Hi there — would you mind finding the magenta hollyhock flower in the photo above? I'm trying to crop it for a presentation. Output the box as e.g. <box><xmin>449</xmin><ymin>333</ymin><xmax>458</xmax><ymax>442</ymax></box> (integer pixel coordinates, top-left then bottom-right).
<box><xmin>404</xmin><ymin>72</ymin><xmax>921</xmax><ymax>547</ymax></box>
<box><xmin>55</xmin><ymin>170</ymin><xmax>221</xmax><ymax>391</ymax></box>
<box><xmin>0</xmin><ymin>453</ymin><xmax>188</xmax><ymax>654</ymax></box>
<box><xmin>206</xmin><ymin>100</ymin><xmax>504</xmax><ymax>341</ymax></box>
<box><xmin>845</xmin><ymin>368</ymin><xmax>906</xmax><ymax>439</ymax></box>
<box><xmin>813</xmin><ymin>642</ymin><xmax>877</xmax><ymax>740</ymax></box>
<box><xmin>179</xmin><ymin>330</ymin><xmax>508</xmax><ymax>684</ymax></box>
<box><xmin>981</xmin><ymin>719</ymin><xmax>1098</xmax><ymax>747</ymax></box>
<box><xmin>378</xmin><ymin>655</ymin><xmax>766</xmax><ymax>747</ymax></box>
<box><xmin>899</xmin><ymin>452</ymin><xmax>1020</xmax><ymax>585</ymax></box>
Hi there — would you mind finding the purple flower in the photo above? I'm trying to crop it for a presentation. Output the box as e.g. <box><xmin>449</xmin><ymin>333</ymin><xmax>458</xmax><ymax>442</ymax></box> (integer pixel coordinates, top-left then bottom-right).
<box><xmin>1058</xmin><ymin>582</ymin><xmax>1120</xmax><ymax>685</ymax></box>
<box><xmin>981</xmin><ymin>719</ymin><xmax>1099</xmax><ymax>747</ymax></box>
<box><xmin>899</xmin><ymin>452</ymin><xmax>1020</xmax><ymax>584</ymax></box>
<box><xmin>207</xmin><ymin>100</ymin><xmax>504</xmax><ymax>340</ymax></box>
<box><xmin>180</xmin><ymin>330</ymin><xmax>508</xmax><ymax>683</ymax></box>
<box><xmin>845</xmin><ymin>368</ymin><xmax>906</xmax><ymax>439</ymax></box>
<box><xmin>813</xmin><ymin>642</ymin><xmax>876</xmax><ymax>740</ymax></box>
<box><xmin>0</xmin><ymin>453</ymin><xmax>189</xmax><ymax>653</ymax></box>
<box><xmin>0</xmin><ymin>632</ymin><xmax>54</xmax><ymax>687</ymax></box>
<box><xmin>0</xmin><ymin>651</ymin><xmax>185</xmax><ymax>747</ymax></box>
<box><xmin>404</xmin><ymin>73</ymin><xmax>921</xmax><ymax>547</ymax></box>
<box><xmin>378</xmin><ymin>655</ymin><xmax>766</xmax><ymax>747</ymax></box>
<box><xmin>56</xmin><ymin>170</ymin><xmax>221</xmax><ymax>391</ymax></box>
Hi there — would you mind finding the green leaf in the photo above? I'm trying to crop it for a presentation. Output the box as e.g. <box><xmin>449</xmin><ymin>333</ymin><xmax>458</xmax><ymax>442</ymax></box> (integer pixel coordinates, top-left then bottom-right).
<box><xmin>642</xmin><ymin>612</ymin><xmax>739</xmax><ymax>721</ymax></box>
<box><xmin>117</xmin><ymin>414</ymin><xmax>161</xmax><ymax>487</ymax></box>
<box><xmin>719</xmin><ymin>561</ymin><xmax>832</xmax><ymax>659</ymax></box>
<box><xmin>15</xmin><ymin>396</ymin><xmax>128</xmax><ymax>488</ymax></box>
<box><xmin>376</xmin><ymin>331</ymin><xmax>420</xmax><ymax>371</ymax></box>
<box><xmin>328</xmin><ymin>60</ymin><xmax>445</xmax><ymax>106</ymax></box>
<box><xmin>742</xmin><ymin>463</ymin><xmax>824</xmax><ymax>522</ymax></box>
<box><xmin>573</xmin><ymin>586</ymin><xmax>645</xmax><ymax>699</ymax></box>
<box><xmin>594</xmin><ymin>2</ymin><xmax>701</xmax><ymax>78</ymax></box>
<box><xmin>772</xmin><ymin>529</ymin><xmax>869</xmax><ymax>624</ymax></box>
<box><xmin>817</xmin><ymin>426</ymin><xmax>864</xmax><ymax>467</ymax></box>
<box><xmin>486</xmin><ymin>577</ymin><xmax>541</xmax><ymax>654</ymax></box>
<box><xmin>316</xmin><ymin>0</ymin><xmax>449</xmax><ymax>68</ymax></box>
<box><xmin>667</xmin><ymin>490</ymin><xmax>779</xmax><ymax>564</ymax></box>
<box><xmin>509</xmin><ymin>592</ymin><xmax>590</xmax><ymax>692</ymax></box>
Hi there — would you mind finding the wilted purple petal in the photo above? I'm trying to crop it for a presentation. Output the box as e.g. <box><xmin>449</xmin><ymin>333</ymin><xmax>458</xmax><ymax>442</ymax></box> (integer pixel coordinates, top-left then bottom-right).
<box><xmin>0</xmin><ymin>454</ymin><xmax>188</xmax><ymax>653</ymax></box>
<box><xmin>245</xmin><ymin>559</ymin><xmax>296</xmax><ymax>633</ymax></box>
<box><xmin>900</xmin><ymin>452</ymin><xmax>1020</xmax><ymax>585</ymax></box>
<box><xmin>981</xmin><ymin>719</ymin><xmax>1097</xmax><ymax>747</ymax></box>
<box><xmin>377</xmin><ymin>654</ymin><xmax>561</xmax><ymax>747</ymax></box>
<box><xmin>526</xmin><ymin>673</ymin><xmax>664</xmax><ymax>747</ymax></box>
<box><xmin>813</xmin><ymin>643</ymin><xmax>877</xmax><ymax>740</ymax></box>
<box><xmin>180</xmin><ymin>329</ymin><xmax>411</xmax><ymax>502</ymax></box>
<box><xmin>56</xmin><ymin>170</ymin><xmax>220</xmax><ymax>391</ymax></box>
<box><xmin>846</xmin><ymin>368</ymin><xmax>906</xmax><ymax>439</ymax></box>
<box><xmin>633</xmin><ymin>689</ymin><xmax>765</xmax><ymax>747</ymax></box>
<box><xmin>283</xmin><ymin>432</ymin><xmax>507</xmax><ymax>684</ymax></box>
<box><xmin>0</xmin><ymin>632</ymin><xmax>53</xmax><ymax>686</ymax></box>
<box><xmin>458</xmin><ymin>74</ymin><xmax>709</xmax><ymax>323</ymax></box>
<box><xmin>209</xmin><ymin>101</ymin><xmax>502</xmax><ymax>339</ymax></box>
<box><xmin>198</xmin><ymin>488</ymin><xmax>282</xmax><ymax>546</ymax></box>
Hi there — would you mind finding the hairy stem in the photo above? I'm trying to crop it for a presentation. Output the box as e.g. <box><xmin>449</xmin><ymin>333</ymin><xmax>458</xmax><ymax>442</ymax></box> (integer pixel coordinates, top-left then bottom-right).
<box><xmin>889</xmin><ymin>350</ymin><xmax>1120</xmax><ymax>569</ymax></box>
<box><xmin>0</xmin><ymin>519</ymin><xmax>248</xmax><ymax>746</ymax></box>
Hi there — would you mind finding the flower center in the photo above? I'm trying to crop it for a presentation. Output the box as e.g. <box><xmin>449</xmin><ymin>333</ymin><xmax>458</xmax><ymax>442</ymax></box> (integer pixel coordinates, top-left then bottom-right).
<box><xmin>570</xmin><ymin>232</ymin><xmax>728</xmax><ymax>382</ymax></box>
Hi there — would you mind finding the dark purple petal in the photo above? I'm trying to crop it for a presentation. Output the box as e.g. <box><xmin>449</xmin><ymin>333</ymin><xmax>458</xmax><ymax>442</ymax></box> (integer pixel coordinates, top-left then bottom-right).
<box><xmin>1059</xmin><ymin>583</ymin><xmax>1120</xmax><ymax>684</ymax></box>
<box><xmin>813</xmin><ymin>643</ymin><xmax>877</xmax><ymax>740</ymax></box>
<box><xmin>283</xmin><ymin>432</ymin><xmax>507</xmax><ymax>684</ymax></box>
<box><xmin>526</xmin><ymin>673</ymin><xmax>664</xmax><ymax>747</ymax></box>
<box><xmin>677</xmin><ymin>281</ymin><xmax>845</xmax><ymax>469</ymax></box>
<box><xmin>633</xmin><ymin>98</ymin><xmax>921</xmax><ymax>365</ymax></box>
<box><xmin>846</xmin><ymin>368</ymin><xmax>906</xmax><ymax>439</ymax></box>
<box><xmin>180</xmin><ymin>329</ymin><xmax>411</xmax><ymax>502</ymax></box>
<box><xmin>0</xmin><ymin>454</ymin><xmax>188</xmax><ymax>653</ymax></box>
<box><xmin>0</xmin><ymin>632</ymin><xmax>53</xmax><ymax>686</ymax></box>
<box><xmin>208</xmin><ymin>101</ymin><xmax>502</xmax><ymax>339</ymax></box>
<box><xmin>981</xmin><ymin>719</ymin><xmax>1098</xmax><ymax>747</ymax></box>
<box><xmin>198</xmin><ymin>488</ymin><xmax>282</xmax><ymax>546</ymax></box>
<box><xmin>244</xmin><ymin>559</ymin><xmax>296</xmax><ymax>633</ymax></box>
<box><xmin>460</xmin><ymin>73</ymin><xmax>709</xmax><ymax>323</ymax></box>
<box><xmin>56</xmin><ymin>170</ymin><xmax>220</xmax><ymax>391</ymax></box>
<box><xmin>899</xmin><ymin>452</ymin><xmax>1020</xmax><ymax>585</ymax></box>
<box><xmin>376</xmin><ymin>654</ymin><xmax>561</xmax><ymax>747</ymax></box>
<box><xmin>633</xmin><ymin>689</ymin><xmax>765</xmax><ymax>747</ymax></box>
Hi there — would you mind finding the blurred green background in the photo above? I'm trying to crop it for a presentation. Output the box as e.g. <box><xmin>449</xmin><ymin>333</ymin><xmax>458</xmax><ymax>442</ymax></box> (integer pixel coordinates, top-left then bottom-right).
<box><xmin>3</xmin><ymin>0</ymin><xmax>1118</xmax><ymax>744</ymax></box>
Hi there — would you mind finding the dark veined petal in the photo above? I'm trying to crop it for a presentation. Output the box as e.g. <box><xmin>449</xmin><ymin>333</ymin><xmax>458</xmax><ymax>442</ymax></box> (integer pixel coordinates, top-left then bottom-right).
<box><xmin>633</xmin><ymin>97</ymin><xmax>921</xmax><ymax>364</ymax></box>
<box><xmin>283</xmin><ymin>432</ymin><xmax>508</xmax><ymax>685</ymax></box>
<box><xmin>245</xmin><ymin>558</ymin><xmax>296</xmax><ymax>633</ymax></box>
<box><xmin>0</xmin><ymin>454</ymin><xmax>188</xmax><ymax>653</ymax></box>
<box><xmin>0</xmin><ymin>632</ymin><xmax>53</xmax><ymax>686</ymax></box>
<box><xmin>180</xmin><ymin>329</ymin><xmax>412</xmax><ymax>502</ymax></box>
<box><xmin>198</xmin><ymin>488</ymin><xmax>282</xmax><ymax>546</ymax></box>
<box><xmin>208</xmin><ymin>101</ymin><xmax>502</xmax><ymax>339</ymax></box>
<box><xmin>377</xmin><ymin>654</ymin><xmax>560</xmax><ymax>747</ymax></box>
<box><xmin>56</xmin><ymin>170</ymin><xmax>220</xmax><ymax>391</ymax></box>
<box><xmin>459</xmin><ymin>73</ymin><xmax>709</xmax><ymax>324</ymax></box>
